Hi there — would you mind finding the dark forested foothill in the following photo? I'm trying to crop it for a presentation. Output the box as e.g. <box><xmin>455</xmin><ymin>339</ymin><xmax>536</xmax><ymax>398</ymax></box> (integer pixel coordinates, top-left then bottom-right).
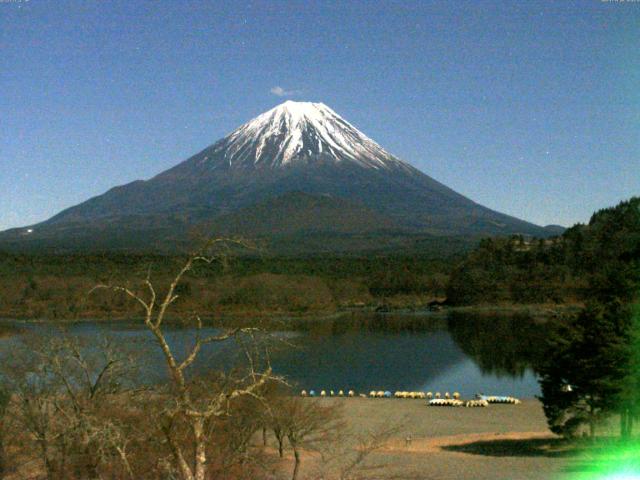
<box><xmin>533</xmin><ymin>198</ymin><xmax>640</xmax><ymax>438</ymax></box>
<box><xmin>2</xmin><ymin>198</ymin><xmax>638</xmax><ymax>320</ymax></box>
<box><xmin>446</xmin><ymin>197</ymin><xmax>640</xmax><ymax>307</ymax></box>
<box><xmin>441</xmin><ymin>197</ymin><xmax>640</xmax><ymax>438</ymax></box>
<box><xmin>0</xmin><ymin>251</ymin><xmax>457</xmax><ymax>319</ymax></box>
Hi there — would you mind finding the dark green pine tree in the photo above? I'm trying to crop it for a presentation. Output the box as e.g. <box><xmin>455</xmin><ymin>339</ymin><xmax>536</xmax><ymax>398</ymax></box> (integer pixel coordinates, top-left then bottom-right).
<box><xmin>538</xmin><ymin>303</ymin><xmax>629</xmax><ymax>438</ymax></box>
<box><xmin>618</xmin><ymin>302</ymin><xmax>640</xmax><ymax>439</ymax></box>
<box><xmin>538</xmin><ymin>198</ymin><xmax>640</xmax><ymax>439</ymax></box>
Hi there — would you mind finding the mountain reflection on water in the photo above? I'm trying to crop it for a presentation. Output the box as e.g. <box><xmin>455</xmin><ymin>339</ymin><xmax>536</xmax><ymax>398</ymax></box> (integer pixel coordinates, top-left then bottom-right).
<box><xmin>0</xmin><ymin>312</ymin><xmax>548</xmax><ymax>398</ymax></box>
<box><xmin>269</xmin><ymin>312</ymin><xmax>546</xmax><ymax>397</ymax></box>
<box><xmin>446</xmin><ymin>312</ymin><xmax>549</xmax><ymax>378</ymax></box>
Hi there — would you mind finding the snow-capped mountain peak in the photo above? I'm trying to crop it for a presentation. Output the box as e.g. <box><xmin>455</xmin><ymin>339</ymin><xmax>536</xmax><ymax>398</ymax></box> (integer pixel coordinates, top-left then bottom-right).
<box><xmin>206</xmin><ymin>101</ymin><xmax>411</xmax><ymax>170</ymax></box>
<box><xmin>3</xmin><ymin>100</ymin><xmax>553</xmax><ymax>249</ymax></box>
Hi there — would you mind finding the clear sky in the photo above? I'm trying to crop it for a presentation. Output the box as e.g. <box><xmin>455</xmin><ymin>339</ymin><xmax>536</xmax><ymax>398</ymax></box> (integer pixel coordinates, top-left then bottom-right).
<box><xmin>1</xmin><ymin>0</ymin><xmax>638</xmax><ymax>231</ymax></box>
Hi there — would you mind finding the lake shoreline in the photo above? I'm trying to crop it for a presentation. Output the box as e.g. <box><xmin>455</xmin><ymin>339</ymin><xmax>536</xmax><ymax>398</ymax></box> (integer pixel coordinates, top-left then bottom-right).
<box><xmin>1</xmin><ymin>312</ymin><xmax>546</xmax><ymax>399</ymax></box>
<box><xmin>0</xmin><ymin>302</ymin><xmax>581</xmax><ymax>325</ymax></box>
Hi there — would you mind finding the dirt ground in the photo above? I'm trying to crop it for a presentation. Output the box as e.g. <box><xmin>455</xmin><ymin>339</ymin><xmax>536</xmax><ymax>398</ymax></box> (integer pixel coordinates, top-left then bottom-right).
<box><xmin>284</xmin><ymin>398</ymin><xmax>578</xmax><ymax>480</ymax></box>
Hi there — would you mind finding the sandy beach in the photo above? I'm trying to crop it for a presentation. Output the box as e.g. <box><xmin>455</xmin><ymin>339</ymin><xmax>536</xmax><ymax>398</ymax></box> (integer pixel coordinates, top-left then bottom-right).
<box><xmin>284</xmin><ymin>398</ymin><xmax>574</xmax><ymax>480</ymax></box>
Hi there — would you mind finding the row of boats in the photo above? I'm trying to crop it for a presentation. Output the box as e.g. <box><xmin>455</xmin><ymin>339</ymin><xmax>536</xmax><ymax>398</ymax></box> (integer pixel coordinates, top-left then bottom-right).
<box><xmin>429</xmin><ymin>396</ymin><xmax>521</xmax><ymax>407</ymax></box>
<box><xmin>299</xmin><ymin>390</ymin><xmax>521</xmax><ymax>406</ymax></box>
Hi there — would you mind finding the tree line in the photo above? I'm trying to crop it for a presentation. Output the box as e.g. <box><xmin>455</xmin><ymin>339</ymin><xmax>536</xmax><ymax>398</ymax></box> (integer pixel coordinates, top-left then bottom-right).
<box><xmin>536</xmin><ymin>198</ymin><xmax>640</xmax><ymax>439</ymax></box>
<box><xmin>0</xmin><ymin>251</ymin><xmax>456</xmax><ymax>319</ymax></box>
<box><xmin>449</xmin><ymin>197</ymin><xmax>640</xmax><ymax>439</ymax></box>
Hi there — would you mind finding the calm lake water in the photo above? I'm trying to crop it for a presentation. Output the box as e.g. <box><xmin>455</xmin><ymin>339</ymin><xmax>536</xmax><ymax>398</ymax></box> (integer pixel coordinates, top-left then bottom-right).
<box><xmin>0</xmin><ymin>312</ymin><xmax>547</xmax><ymax>398</ymax></box>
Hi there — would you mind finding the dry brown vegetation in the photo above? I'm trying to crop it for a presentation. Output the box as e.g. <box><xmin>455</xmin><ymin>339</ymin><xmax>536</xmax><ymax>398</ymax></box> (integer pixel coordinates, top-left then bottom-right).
<box><xmin>0</xmin><ymin>336</ymin><xmax>406</xmax><ymax>480</ymax></box>
<box><xmin>0</xmin><ymin>250</ymin><xmax>454</xmax><ymax>320</ymax></box>
<box><xmin>0</xmin><ymin>272</ymin><xmax>446</xmax><ymax>320</ymax></box>
<box><xmin>0</xmin><ymin>241</ymin><xmax>415</xmax><ymax>480</ymax></box>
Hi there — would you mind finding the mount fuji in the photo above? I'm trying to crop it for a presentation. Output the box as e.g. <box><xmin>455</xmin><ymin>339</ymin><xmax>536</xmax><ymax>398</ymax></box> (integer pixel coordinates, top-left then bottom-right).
<box><xmin>1</xmin><ymin>101</ymin><xmax>555</xmax><ymax>253</ymax></box>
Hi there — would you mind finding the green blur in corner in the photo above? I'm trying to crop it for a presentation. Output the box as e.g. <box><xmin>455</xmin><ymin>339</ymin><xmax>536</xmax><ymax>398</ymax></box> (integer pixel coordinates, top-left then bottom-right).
<box><xmin>567</xmin><ymin>440</ymin><xmax>640</xmax><ymax>479</ymax></box>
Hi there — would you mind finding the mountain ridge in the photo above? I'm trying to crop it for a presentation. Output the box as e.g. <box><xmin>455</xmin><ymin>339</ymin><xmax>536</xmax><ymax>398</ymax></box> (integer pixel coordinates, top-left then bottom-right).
<box><xmin>0</xmin><ymin>101</ymin><xmax>557</xmax><ymax>253</ymax></box>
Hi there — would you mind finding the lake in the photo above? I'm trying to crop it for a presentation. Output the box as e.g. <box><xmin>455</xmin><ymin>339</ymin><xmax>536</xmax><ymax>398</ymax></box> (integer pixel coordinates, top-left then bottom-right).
<box><xmin>0</xmin><ymin>312</ymin><xmax>547</xmax><ymax>398</ymax></box>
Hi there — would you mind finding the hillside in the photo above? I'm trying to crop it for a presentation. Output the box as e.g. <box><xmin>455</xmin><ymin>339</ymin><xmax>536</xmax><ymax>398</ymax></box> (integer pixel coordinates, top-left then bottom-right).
<box><xmin>446</xmin><ymin>197</ymin><xmax>640</xmax><ymax>306</ymax></box>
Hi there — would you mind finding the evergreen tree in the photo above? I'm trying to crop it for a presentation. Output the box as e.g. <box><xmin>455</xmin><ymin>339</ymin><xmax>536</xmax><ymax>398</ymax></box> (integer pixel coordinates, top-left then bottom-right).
<box><xmin>618</xmin><ymin>302</ymin><xmax>640</xmax><ymax>438</ymax></box>
<box><xmin>538</xmin><ymin>303</ymin><xmax>628</xmax><ymax>438</ymax></box>
<box><xmin>537</xmin><ymin>198</ymin><xmax>640</xmax><ymax>439</ymax></box>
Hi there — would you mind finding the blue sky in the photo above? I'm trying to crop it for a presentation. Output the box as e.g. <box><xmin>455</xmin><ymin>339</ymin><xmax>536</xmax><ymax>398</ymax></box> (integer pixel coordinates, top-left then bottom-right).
<box><xmin>1</xmin><ymin>0</ymin><xmax>638</xmax><ymax>231</ymax></box>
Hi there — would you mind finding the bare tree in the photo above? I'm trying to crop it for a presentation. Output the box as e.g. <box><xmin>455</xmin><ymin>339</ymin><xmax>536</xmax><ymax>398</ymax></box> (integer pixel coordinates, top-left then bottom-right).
<box><xmin>314</xmin><ymin>420</ymin><xmax>408</xmax><ymax>480</ymax></box>
<box><xmin>263</xmin><ymin>395</ymin><xmax>403</xmax><ymax>480</ymax></box>
<box><xmin>0</xmin><ymin>383</ymin><xmax>9</xmax><ymax>477</ymax></box>
<box><xmin>93</xmin><ymin>238</ymin><xmax>278</xmax><ymax>480</ymax></box>
<box><xmin>261</xmin><ymin>394</ymin><xmax>343</xmax><ymax>480</ymax></box>
<box><xmin>337</xmin><ymin>424</ymin><xmax>404</xmax><ymax>480</ymax></box>
<box><xmin>0</xmin><ymin>332</ymin><xmax>140</xmax><ymax>479</ymax></box>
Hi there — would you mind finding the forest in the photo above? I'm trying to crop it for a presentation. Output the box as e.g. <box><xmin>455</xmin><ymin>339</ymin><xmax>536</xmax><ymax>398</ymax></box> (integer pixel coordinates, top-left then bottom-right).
<box><xmin>447</xmin><ymin>197</ymin><xmax>640</xmax><ymax>306</ymax></box>
<box><xmin>1</xmin><ymin>198</ymin><xmax>638</xmax><ymax>320</ymax></box>
<box><xmin>0</xmin><ymin>251</ymin><xmax>455</xmax><ymax>320</ymax></box>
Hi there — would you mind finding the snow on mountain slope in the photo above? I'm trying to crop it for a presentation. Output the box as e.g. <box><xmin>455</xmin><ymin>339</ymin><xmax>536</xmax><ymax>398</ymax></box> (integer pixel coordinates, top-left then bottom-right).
<box><xmin>0</xmin><ymin>100</ymin><xmax>554</xmax><ymax>252</ymax></box>
<box><xmin>202</xmin><ymin>101</ymin><xmax>413</xmax><ymax>171</ymax></box>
